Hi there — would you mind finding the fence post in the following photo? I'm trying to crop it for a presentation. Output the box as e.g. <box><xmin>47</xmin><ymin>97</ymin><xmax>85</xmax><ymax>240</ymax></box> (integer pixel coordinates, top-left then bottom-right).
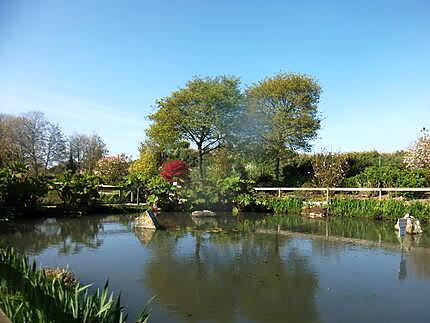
<box><xmin>379</xmin><ymin>188</ymin><xmax>382</xmax><ymax>200</ymax></box>
<box><xmin>278</xmin><ymin>188</ymin><xmax>281</xmax><ymax>198</ymax></box>
<box><xmin>326</xmin><ymin>188</ymin><xmax>330</xmax><ymax>203</ymax></box>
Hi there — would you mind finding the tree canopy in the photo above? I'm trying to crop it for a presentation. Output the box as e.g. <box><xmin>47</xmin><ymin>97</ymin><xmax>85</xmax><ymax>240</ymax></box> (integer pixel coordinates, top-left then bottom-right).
<box><xmin>246</xmin><ymin>73</ymin><xmax>321</xmax><ymax>179</ymax></box>
<box><xmin>148</xmin><ymin>76</ymin><xmax>243</xmax><ymax>179</ymax></box>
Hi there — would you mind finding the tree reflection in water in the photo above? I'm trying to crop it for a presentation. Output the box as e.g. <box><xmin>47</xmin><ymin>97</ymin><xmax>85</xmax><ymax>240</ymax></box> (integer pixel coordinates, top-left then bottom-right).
<box><xmin>0</xmin><ymin>216</ymin><xmax>109</xmax><ymax>255</ymax></box>
<box><xmin>142</xmin><ymin>231</ymin><xmax>319</xmax><ymax>323</ymax></box>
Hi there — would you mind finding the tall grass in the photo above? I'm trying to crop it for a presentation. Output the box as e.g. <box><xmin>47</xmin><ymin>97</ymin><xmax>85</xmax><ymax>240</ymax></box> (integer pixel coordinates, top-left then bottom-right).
<box><xmin>0</xmin><ymin>247</ymin><xmax>152</xmax><ymax>323</ymax></box>
<box><xmin>256</xmin><ymin>197</ymin><xmax>303</xmax><ymax>214</ymax></box>
<box><xmin>328</xmin><ymin>198</ymin><xmax>430</xmax><ymax>222</ymax></box>
<box><xmin>256</xmin><ymin>196</ymin><xmax>430</xmax><ymax>222</ymax></box>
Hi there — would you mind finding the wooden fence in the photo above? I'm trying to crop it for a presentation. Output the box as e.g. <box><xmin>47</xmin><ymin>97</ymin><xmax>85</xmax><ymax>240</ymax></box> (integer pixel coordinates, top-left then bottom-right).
<box><xmin>254</xmin><ymin>187</ymin><xmax>430</xmax><ymax>202</ymax></box>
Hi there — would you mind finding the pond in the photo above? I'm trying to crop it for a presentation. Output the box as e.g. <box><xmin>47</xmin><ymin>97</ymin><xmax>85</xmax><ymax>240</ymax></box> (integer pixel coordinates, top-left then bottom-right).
<box><xmin>1</xmin><ymin>212</ymin><xmax>430</xmax><ymax>323</ymax></box>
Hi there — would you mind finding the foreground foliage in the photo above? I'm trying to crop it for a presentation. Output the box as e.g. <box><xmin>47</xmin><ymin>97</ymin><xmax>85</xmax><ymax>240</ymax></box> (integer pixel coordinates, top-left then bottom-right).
<box><xmin>0</xmin><ymin>247</ymin><xmax>151</xmax><ymax>323</ymax></box>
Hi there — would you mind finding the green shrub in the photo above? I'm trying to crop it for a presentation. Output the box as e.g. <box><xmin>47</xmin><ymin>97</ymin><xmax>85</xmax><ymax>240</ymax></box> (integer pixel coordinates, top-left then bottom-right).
<box><xmin>124</xmin><ymin>173</ymin><xmax>177</xmax><ymax>210</ymax></box>
<box><xmin>345</xmin><ymin>166</ymin><xmax>426</xmax><ymax>188</ymax></box>
<box><xmin>281</xmin><ymin>155</ymin><xmax>314</xmax><ymax>187</ymax></box>
<box><xmin>342</xmin><ymin>151</ymin><xmax>405</xmax><ymax>178</ymax></box>
<box><xmin>0</xmin><ymin>164</ymin><xmax>48</xmax><ymax>208</ymax></box>
<box><xmin>345</xmin><ymin>166</ymin><xmax>427</xmax><ymax>198</ymax></box>
<box><xmin>98</xmin><ymin>192</ymin><xmax>122</xmax><ymax>204</ymax></box>
<box><xmin>54</xmin><ymin>171</ymin><xmax>100</xmax><ymax>210</ymax></box>
<box><xmin>185</xmin><ymin>175</ymin><xmax>255</xmax><ymax>210</ymax></box>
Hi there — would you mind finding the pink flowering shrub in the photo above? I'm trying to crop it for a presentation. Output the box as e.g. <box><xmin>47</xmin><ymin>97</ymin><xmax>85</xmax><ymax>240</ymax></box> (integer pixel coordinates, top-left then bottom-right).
<box><xmin>312</xmin><ymin>151</ymin><xmax>348</xmax><ymax>187</ymax></box>
<box><xmin>94</xmin><ymin>153</ymin><xmax>130</xmax><ymax>184</ymax></box>
<box><xmin>404</xmin><ymin>130</ymin><xmax>430</xmax><ymax>170</ymax></box>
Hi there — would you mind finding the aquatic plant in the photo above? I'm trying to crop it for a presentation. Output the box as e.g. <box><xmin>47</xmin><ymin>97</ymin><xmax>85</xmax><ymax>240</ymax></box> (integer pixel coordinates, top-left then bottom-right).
<box><xmin>256</xmin><ymin>196</ymin><xmax>303</xmax><ymax>214</ymax></box>
<box><xmin>0</xmin><ymin>247</ymin><xmax>152</xmax><ymax>323</ymax></box>
<box><xmin>328</xmin><ymin>198</ymin><xmax>430</xmax><ymax>222</ymax></box>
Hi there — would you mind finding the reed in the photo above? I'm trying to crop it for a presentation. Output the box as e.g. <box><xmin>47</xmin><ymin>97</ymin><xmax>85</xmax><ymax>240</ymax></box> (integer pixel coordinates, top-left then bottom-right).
<box><xmin>0</xmin><ymin>247</ymin><xmax>152</xmax><ymax>323</ymax></box>
<box><xmin>256</xmin><ymin>197</ymin><xmax>303</xmax><ymax>214</ymax></box>
<box><xmin>328</xmin><ymin>198</ymin><xmax>430</xmax><ymax>222</ymax></box>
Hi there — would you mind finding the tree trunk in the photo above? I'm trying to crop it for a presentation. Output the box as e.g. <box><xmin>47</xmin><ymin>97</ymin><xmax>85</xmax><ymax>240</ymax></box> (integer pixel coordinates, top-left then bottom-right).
<box><xmin>198</xmin><ymin>152</ymin><xmax>204</xmax><ymax>180</ymax></box>
<box><xmin>197</xmin><ymin>144</ymin><xmax>204</xmax><ymax>180</ymax></box>
<box><xmin>275</xmin><ymin>155</ymin><xmax>280</xmax><ymax>182</ymax></box>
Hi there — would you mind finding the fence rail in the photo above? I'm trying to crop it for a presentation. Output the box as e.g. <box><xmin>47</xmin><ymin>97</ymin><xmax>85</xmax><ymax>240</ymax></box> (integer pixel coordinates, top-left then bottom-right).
<box><xmin>254</xmin><ymin>187</ymin><xmax>430</xmax><ymax>200</ymax></box>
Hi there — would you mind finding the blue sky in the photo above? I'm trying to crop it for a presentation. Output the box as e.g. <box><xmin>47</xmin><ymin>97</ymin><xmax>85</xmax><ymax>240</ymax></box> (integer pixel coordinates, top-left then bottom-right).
<box><xmin>1</xmin><ymin>0</ymin><xmax>429</xmax><ymax>157</ymax></box>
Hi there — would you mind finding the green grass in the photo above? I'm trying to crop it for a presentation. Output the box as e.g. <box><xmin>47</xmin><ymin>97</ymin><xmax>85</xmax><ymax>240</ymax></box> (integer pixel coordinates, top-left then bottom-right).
<box><xmin>328</xmin><ymin>198</ymin><xmax>430</xmax><ymax>222</ymax></box>
<box><xmin>0</xmin><ymin>247</ymin><xmax>152</xmax><ymax>323</ymax></box>
<box><xmin>256</xmin><ymin>197</ymin><xmax>303</xmax><ymax>214</ymax></box>
<box><xmin>255</xmin><ymin>196</ymin><xmax>430</xmax><ymax>223</ymax></box>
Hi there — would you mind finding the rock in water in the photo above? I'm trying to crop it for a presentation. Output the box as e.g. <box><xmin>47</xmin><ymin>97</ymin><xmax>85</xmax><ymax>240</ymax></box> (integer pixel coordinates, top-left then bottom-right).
<box><xmin>134</xmin><ymin>228</ymin><xmax>156</xmax><ymax>244</ymax></box>
<box><xmin>135</xmin><ymin>210</ymin><xmax>160</xmax><ymax>229</ymax></box>
<box><xmin>191</xmin><ymin>210</ymin><xmax>216</xmax><ymax>217</ymax></box>
<box><xmin>302</xmin><ymin>207</ymin><xmax>327</xmax><ymax>219</ymax></box>
<box><xmin>395</xmin><ymin>213</ymin><xmax>423</xmax><ymax>235</ymax></box>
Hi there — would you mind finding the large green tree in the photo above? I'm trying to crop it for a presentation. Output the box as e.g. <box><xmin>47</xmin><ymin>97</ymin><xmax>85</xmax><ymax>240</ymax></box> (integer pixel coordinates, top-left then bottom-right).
<box><xmin>148</xmin><ymin>76</ymin><xmax>243</xmax><ymax>179</ymax></box>
<box><xmin>246</xmin><ymin>73</ymin><xmax>321</xmax><ymax>180</ymax></box>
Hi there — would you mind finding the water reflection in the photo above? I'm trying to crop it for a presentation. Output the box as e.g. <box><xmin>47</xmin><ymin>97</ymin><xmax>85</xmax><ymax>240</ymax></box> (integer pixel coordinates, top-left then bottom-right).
<box><xmin>143</xmin><ymin>232</ymin><xmax>319</xmax><ymax>323</ymax></box>
<box><xmin>254</xmin><ymin>215</ymin><xmax>430</xmax><ymax>249</ymax></box>
<box><xmin>0</xmin><ymin>215</ymin><xmax>132</xmax><ymax>255</ymax></box>
<box><xmin>2</xmin><ymin>213</ymin><xmax>430</xmax><ymax>322</ymax></box>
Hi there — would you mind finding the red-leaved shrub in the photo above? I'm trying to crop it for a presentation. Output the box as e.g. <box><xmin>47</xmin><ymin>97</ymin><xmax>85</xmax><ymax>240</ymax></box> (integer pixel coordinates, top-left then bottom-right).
<box><xmin>160</xmin><ymin>160</ymin><xmax>190</xmax><ymax>182</ymax></box>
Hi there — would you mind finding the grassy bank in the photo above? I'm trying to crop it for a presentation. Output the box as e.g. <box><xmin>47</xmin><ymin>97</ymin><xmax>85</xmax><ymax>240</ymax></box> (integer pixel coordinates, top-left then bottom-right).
<box><xmin>0</xmin><ymin>247</ymin><xmax>151</xmax><ymax>322</ymax></box>
<box><xmin>255</xmin><ymin>197</ymin><xmax>303</xmax><ymax>214</ymax></box>
<box><xmin>256</xmin><ymin>196</ymin><xmax>430</xmax><ymax>222</ymax></box>
<box><xmin>328</xmin><ymin>198</ymin><xmax>430</xmax><ymax>221</ymax></box>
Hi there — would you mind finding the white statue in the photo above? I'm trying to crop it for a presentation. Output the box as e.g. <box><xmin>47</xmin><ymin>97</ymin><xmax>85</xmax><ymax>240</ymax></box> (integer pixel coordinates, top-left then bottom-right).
<box><xmin>395</xmin><ymin>213</ymin><xmax>423</xmax><ymax>235</ymax></box>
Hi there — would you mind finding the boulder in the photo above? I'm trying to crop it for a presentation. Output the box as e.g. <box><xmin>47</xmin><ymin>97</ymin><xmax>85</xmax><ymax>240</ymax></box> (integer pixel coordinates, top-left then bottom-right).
<box><xmin>302</xmin><ymin>207</ymin><xmax>327</xmax><ymax>219</ymax></box>
<box><xmin>135</xmin><ymin>210</ymin><xmax>160</xmax><ymax>229</ymax></box>
<box><xmin>191</xmin><ymin>210</ymin><xmax>216</xmax><ymax>217</ymax></box>
<box><xmin>395</xmin><ymin>214</ymin><xmax>423</xmax><ymax>235</ymax></box>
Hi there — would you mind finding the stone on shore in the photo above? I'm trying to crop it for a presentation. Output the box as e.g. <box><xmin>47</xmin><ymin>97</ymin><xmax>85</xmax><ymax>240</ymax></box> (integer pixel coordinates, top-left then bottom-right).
<box><xmin>302</xmin><ymin>207</ymin><xmax>327</xmax><ymax>219</ymax></box>
<box><xmin>191</xmin><ymin>210</ymin><xmax>216</xmax><ymax>217</ymax></box>
<box><xmin>135</xmin><ymin>210</ymin><xmax>160</xmax><ymax>229</ymax></box>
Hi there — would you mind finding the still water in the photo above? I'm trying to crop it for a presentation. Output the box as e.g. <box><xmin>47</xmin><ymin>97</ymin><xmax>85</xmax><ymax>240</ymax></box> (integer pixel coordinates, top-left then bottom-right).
<box><xmin>1</xmin><ymin>213</ymin><xmax>430</xmax><ymax>323</ymax></box>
